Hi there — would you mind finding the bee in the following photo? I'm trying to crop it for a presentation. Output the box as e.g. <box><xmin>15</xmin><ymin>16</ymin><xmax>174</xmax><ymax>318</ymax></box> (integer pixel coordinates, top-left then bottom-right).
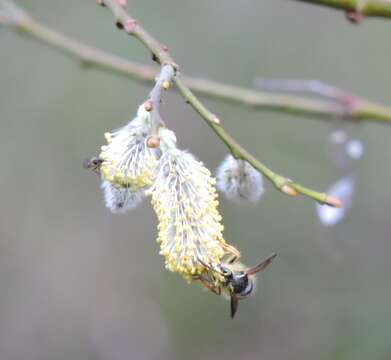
<box><xmin>83</xmin><ymin>156</ymin><xmax>102</xmax><ymax>174</ymax></box>
<box><xmin>194</xmin><ymin>253</ymin><xmax>276</xmax><ymax>318</ymax></box>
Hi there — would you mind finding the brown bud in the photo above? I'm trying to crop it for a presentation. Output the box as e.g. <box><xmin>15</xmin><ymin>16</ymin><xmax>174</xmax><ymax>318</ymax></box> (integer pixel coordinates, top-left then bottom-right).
<box><xmin>144</xmin><ymin>99</ymin><xmax>153</xmax><ymax>112</ymax></box>
<box><xmin>115</xmin><ymin>21</ymin><xmax>124</xmax><ymax>30</ymax></box>
<box><xmin>281</xmin><ymin>184</ymin><xmax>298</xmax><ymax>197</ymax></box>
<box><xmin>124</xmin><ymin>19</ymin><xmax>137</xmax><ymax>34</ymax></box>
<box><xmin>96</xmin><ymin>0</ymin><xmax>105</xmax><ymax>6</ymax></box>
<box><xmin>147</xmin><ymin>136</ymin><xmax>160</xmax><ymax>148</ymax></box>
<box><xmin>162</xmin><ymin>80</ymin><xmax>170</xmax><ymax>90</ymax></box>
<box><xmin>325</xmin><ymin>195</ymin><xmax>343</xmax><ymax>208</ymax></box>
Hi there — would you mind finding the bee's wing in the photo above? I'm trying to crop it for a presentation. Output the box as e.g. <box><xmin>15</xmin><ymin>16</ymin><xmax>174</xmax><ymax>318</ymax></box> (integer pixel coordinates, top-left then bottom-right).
<box><xmin>230</xmin><ymin>293</ymin><xmax>239</xmax><ymax>319</ymax></box>
<box><xmin>246</xmin><ymin>253</ymin><xmax>277</xmax><ymax>275</ymax></box>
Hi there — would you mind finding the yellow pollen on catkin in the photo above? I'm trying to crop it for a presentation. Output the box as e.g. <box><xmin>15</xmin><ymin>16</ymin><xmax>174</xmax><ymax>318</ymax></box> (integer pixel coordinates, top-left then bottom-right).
<box><xmin>99</xmin><ymin>108</ymin><xmax>158</xmax><ymax>188</ymax></box>
<box><xmin>146</xmin><ymin>148</ymin><xmax>231</xmax><ymax>281</ymax></box>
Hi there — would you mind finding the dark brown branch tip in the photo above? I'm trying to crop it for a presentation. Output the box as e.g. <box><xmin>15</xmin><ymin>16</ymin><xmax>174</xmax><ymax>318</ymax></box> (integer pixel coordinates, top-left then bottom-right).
<box><xmin>124</xmin><ymin>19</ymin><xmax>137</xmax><ymax>34</ymax></box>
<box><xmin>151</xmin><ymin>53</ymin><xmax>160</xmax><ymax>64</ymax></box>
<box><xmin>345</xmin><ymin>10</ymin><xmax>364</xmax><ymax>24</ymax></box>
<box><xmin>96</xmin><ymin>0</ymin><xmax>105</xmax><ymax>6</ymax></box>
<box><xmin>115</xmin><ymin>21</ymin><xmax>123</xmax><ymax>29</ymax></box>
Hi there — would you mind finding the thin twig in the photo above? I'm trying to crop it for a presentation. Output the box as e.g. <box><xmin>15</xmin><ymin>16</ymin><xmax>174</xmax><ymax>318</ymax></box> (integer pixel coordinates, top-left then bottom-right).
<box><xmin>148</xmin><ymin>64</ymin><xmax>175</xmax><ymax>137</ymax></box>
<box><xmin>293</xmin><ymin>0</ymin><xmax>391</xmax><ymax>22</ymax></box>
<box><xmin>254</xmin><ymin>78</ymin><xmax>363</xmax><ymax>115</ymax></box>
<box><xmin>255</xmin><ymin>79</ymin><xmax>353</xmax><ymax>103</ymax></box>
<box><xmin>1</xmin><ymin>3</ymin><xmax>391</xmax><ymax>123</ymax></box>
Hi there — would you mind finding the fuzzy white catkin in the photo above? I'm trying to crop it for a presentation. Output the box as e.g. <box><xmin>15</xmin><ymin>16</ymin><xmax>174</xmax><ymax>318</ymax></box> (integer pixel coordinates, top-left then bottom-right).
<box><xmin>99</xmin><ymin>105</ymin><xmax>159</xmax><ymax>189</ymax></box>
<box><xmin>216</xmin><ymin>155</ymin><xmax>264</xmax><ymax>203</ymax></box>
<box><xmin>145</xmin><ymin>127</ymin><xmax>233</xmax><ymax>280</ymax></box>
<box><xmin>101</xmin><ymin>180</ymin><xmax>144</xmax><ymax>214</ymax></box>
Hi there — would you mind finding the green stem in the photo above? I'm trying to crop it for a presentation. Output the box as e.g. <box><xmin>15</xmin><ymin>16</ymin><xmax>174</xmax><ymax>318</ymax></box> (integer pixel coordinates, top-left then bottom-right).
<box><xmin>295</xmin><ymin>0</ymin><xmax>391</xmax><ymax>19</ymax></box>
<box><xmin>4</xmin><ymin>0</ymin><xmax>384</xmax><ymax>205</ymax></box>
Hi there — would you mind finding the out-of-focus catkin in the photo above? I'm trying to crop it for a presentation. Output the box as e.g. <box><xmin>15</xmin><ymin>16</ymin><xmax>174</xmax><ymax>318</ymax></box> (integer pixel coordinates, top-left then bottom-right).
<box><xmin>101</xmin><ymin>180</ymin><xmax>145</xmax><ymax>214</ymax></box>
<box><xmin>216</xmin><ymin>155</ymin><xmax>264</xmax><ymax>203</ymax></box>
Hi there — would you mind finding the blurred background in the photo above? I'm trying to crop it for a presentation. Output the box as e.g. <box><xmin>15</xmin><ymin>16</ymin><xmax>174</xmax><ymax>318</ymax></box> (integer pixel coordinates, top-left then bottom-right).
<box><xmin>0</xmin><ymin>1</ymin><xmax>391</xmax><ymax>359</ymax></box>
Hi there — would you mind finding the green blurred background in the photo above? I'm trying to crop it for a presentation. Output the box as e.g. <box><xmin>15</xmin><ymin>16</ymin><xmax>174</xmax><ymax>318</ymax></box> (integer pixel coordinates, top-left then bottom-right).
<box><xmin>1</xmin><ymin>1</ymin><xmax>391</xmax><ymax>359</ymax></box>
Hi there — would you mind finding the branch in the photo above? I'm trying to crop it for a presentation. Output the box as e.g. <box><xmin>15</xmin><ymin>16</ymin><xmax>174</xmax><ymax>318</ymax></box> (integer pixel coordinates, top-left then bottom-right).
<box><xmin>254</xmin><ymin>78</ymin><xmax>376</xmax><ymax>116</ymax></box>
<box><xmin>146</xmin><ymin>64</ymin><xmax>175</xmax><ymax>140</ymax></box>
<box><xmin>0</xmin><ymin>0</ymin><xmax>370</xmax><ymax>206</ymax></box>
<box><xmin>98</xmin><ymin>0</ymin><xmax>344</xmax><ymax>206</ymax></box>
<box><xmin>173</xmin><ymin>78</ymin><xmax>342</xmax><ymax>207</ymax></box>
<box><xmin>1</xmin><ymin>2</ymin><xmax>391</xmax><ymax>124</ymax></box>
<box><xmin>255</xmin><ymin>79</ymin><xmax>355</xmax><ymax>104</ymax></box>
<box><xmin>293</xmin><ymin>0</ymin><xmax>391</xmax><ymax>22</ymax></box>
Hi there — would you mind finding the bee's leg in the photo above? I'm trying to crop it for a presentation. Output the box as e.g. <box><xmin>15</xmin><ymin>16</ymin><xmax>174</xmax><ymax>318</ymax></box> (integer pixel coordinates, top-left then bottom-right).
<box><xmin>216</xmin><ymin>286</ymin><xmax>221</xmax><ymax>296</ymax></box>
<box><xmin>222</xmin><ymin>243</ymin><xmax>241</xmax><ymax>264</ymax></box>
<box><xmin>193</xmin><ymin>275</ymin><xmax>221</xmax><ymax>296</ymax></box>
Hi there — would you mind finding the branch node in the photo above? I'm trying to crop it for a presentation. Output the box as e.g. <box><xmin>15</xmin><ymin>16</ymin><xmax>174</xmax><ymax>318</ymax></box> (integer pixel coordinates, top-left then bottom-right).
<box><xmin>147</xmin><ymin>135</ymin><xmax>160</xmax><ymax>148</ymax></box>
<box><xmin>151</xmin><ymin>53</ymin><xmax>160</xmax><ymax>64</ymax></box>
<box><xmin>281</xmin><ymin>184</ymin><xmax>298</xmax><ymax>197</ymax></box>
<box><xmin>115</xmin><ymin>20</ymin><xmax>123</xmax><ymax>29</ymax></box>
<box><xmin>144</xmin><ymin>99</ymin><xmax>153</xmax><ymax>112</ymax></box>
<box><xmin>162</xmin><ymin>80</ymin><xmax>170</xmax><ymax>90</ymax></box>
<box><xmin>345</xmin><ymin>10</ymin><xmax>364</xmax><ymax>24</ymax></box>
<box><xmin>212</xmin><ymin>116</ymin><xmax>221</xmax><ymax>125</ymax></box>
<box><xmin>116</xmin><ymin>0</ymin><xmax>127</xmax><ymax>8</ymax></box>
<box><xmin>124</xmin><ymin>19</ymin><xmax>137</xmax><ymax>34</ymax></box>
